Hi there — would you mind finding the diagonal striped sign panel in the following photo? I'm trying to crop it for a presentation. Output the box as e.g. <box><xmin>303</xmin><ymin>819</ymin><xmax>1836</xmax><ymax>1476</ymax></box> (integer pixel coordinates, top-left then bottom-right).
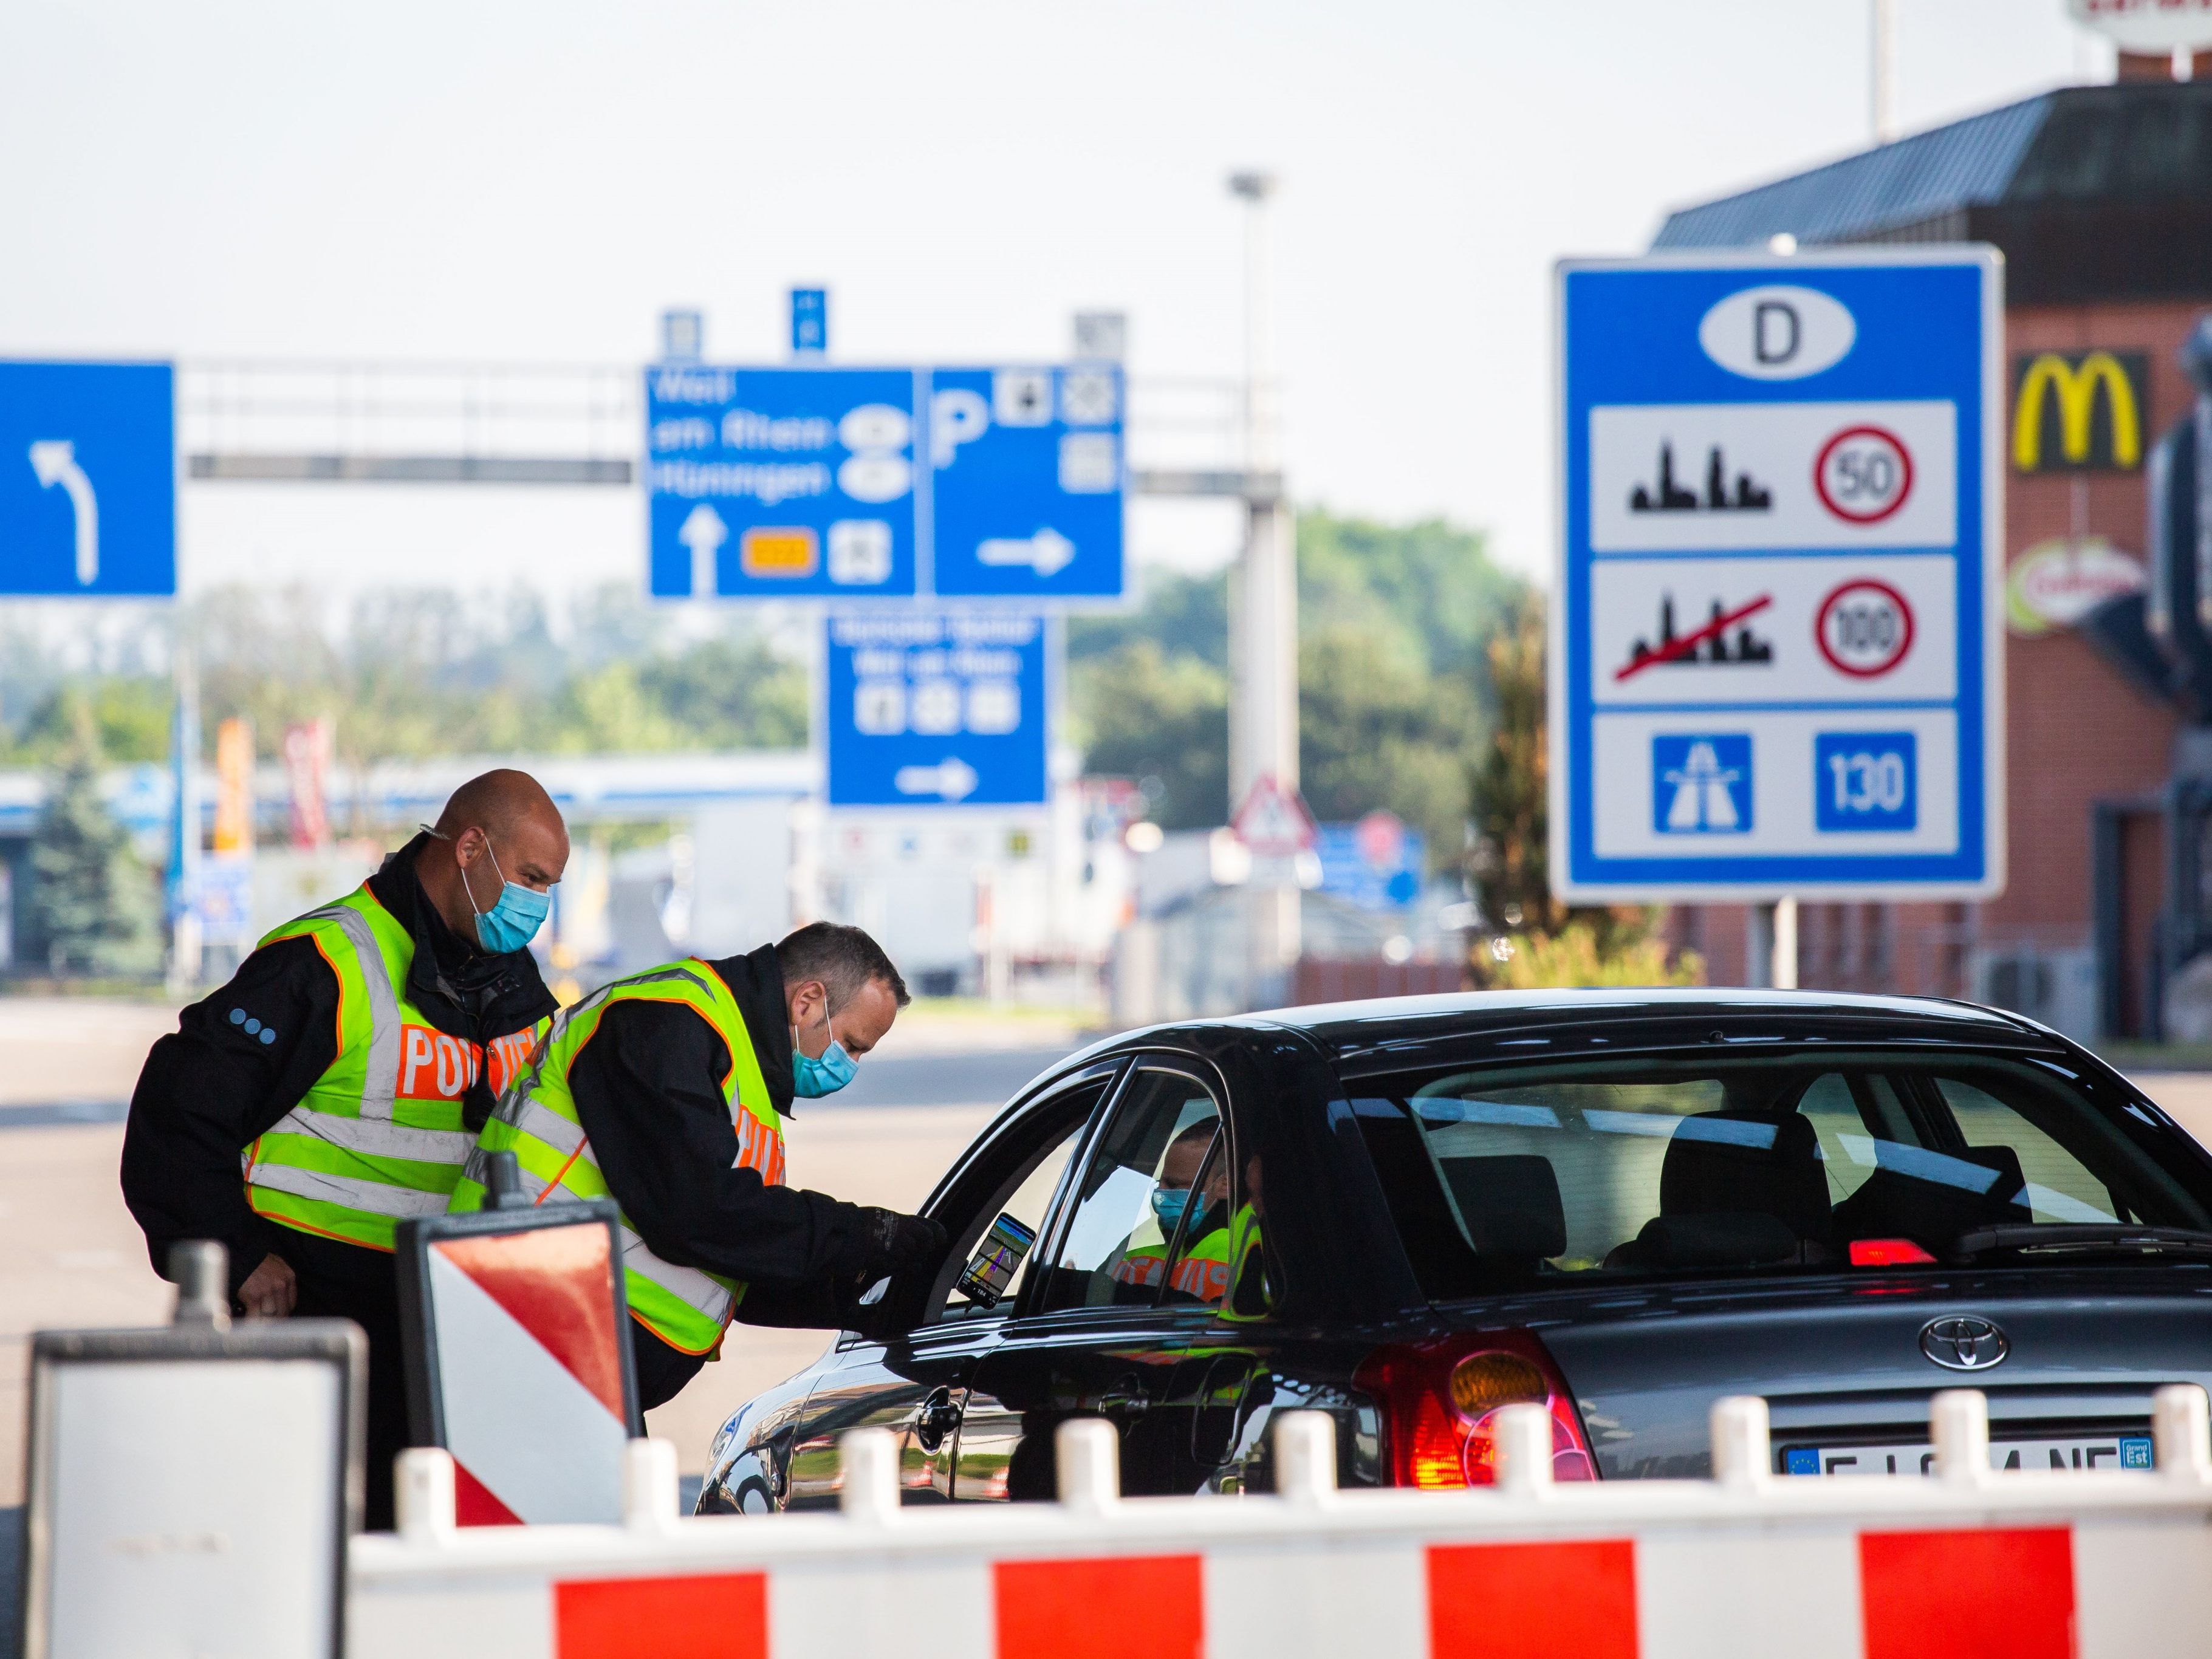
<box><xmin>411</xmin><ymin>1219</ymin><xmax>635</xmax><ymax>1526</ymax></box>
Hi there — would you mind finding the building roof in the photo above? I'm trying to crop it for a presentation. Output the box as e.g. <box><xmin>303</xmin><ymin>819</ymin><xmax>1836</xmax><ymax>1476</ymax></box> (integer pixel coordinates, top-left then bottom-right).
<box><xmin>1654</xmin><ymin>82</ymin><xmax>2212</xmax><ymax>305</ymax></box>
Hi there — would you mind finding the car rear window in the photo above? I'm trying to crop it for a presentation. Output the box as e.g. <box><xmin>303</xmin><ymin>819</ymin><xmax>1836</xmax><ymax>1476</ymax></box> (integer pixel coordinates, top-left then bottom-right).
<box><xmin>1346</xmin><ymin>1050</ymin><xmax>2212</xmax><ymax>1296</ymax></box>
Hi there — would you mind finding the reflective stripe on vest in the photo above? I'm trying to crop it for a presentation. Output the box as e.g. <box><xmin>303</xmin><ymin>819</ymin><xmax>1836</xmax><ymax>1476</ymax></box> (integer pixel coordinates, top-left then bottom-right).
<box><xmin>241</xmin><ymin>887</ymin><xmax>500</xmax><ymax>1251</ymax></box>
<box><xmin>1112</xmin><ymin>1223</ymin><xmax>1233</xmax><ymax>1302</ymax></box>
<box><xmin>449</xmin><ymin>959</ymin><xmax>781</xmax><ymax>1356</ymax></box>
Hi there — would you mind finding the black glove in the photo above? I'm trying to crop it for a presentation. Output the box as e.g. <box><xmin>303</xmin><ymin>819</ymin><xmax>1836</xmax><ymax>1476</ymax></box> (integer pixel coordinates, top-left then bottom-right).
<box><xmin>856</xmin><ymin>1208</ymin><xmax>948</xmax><ymax>1278</ymax></box>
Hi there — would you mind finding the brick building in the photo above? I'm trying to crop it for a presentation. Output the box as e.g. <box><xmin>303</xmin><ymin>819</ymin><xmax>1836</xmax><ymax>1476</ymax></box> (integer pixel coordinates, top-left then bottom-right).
<box><xmin>1649</xmin><ymin>70</ymin><xmax>2212</xmax><ymax>1039</ymax></box>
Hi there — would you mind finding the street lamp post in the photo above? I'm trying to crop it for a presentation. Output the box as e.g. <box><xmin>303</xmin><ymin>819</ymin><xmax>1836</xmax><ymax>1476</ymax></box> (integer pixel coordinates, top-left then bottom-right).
<box><xmin>1227</xmin><ymin>170</ymin><xmax>1302</xmax><ymax>990</ymax></box>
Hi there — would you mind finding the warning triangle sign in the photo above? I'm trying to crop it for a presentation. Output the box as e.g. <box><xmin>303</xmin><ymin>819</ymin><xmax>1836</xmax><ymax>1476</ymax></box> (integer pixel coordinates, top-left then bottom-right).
<box><xmin>1231</xmin><ymin>775</ymin><xmax>1318</xmax><ymax>857</ymax></box>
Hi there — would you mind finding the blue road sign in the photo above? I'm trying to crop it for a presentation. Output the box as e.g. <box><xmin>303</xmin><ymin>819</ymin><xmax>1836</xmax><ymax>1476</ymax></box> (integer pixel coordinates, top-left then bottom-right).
<box><xmin>645</xmin><ymin>366</ymin><xmax>920</xmax><ymax>599</ymax></box>
<box><xmin>1552</xmin><ymin>249</ymin><xmax>2002</xmax><ymax>901</ymax></box>
<box><xmin>790</xmin><ymin>288</ymin><xmax>827</xmax><ymax>357</ymax></box>
<box><xmin>929</xmin><ymin>364</ymin><xmax>1125</xmax><ymax>600</ymax></box>
<box><xmin>0</xmin><ymin>361</ymin><xmax>175</xmax><ymax>597</ymax></box>
<box><xmin>825</xmin><ymin>611</ymin><xmax>1048</xmax><ymax>807</ymax></box>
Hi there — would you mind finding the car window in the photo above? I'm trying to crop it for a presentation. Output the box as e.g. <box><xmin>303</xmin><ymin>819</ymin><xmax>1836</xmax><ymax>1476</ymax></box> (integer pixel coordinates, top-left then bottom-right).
<box><xmin>927</xmin><ymin>1084</ymin><xmax>1102</xmax><ymax>1325</ymax></box>
<box><xmin>1937</xmin><ymin>1078</ymin><xmax>2121</xmax><ymax>1223</ymax></box>
<box><xmin>1347</xmin><ymin>1051</ymin><xmax>2212</xmax><ymax>1297</ymax></box>
<box><xmin>1035</xmin><ymin>1067</ymin><xmax>1228</xmax><ymax>1313</ymax></box>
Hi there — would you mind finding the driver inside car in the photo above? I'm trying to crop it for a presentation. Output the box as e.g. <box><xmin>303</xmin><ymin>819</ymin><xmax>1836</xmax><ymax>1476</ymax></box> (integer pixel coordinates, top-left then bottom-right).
<box><xmin>1114</xmin><ymin>1123</ymin><xmax>1235</xmax><ymax>1304</ymax></box>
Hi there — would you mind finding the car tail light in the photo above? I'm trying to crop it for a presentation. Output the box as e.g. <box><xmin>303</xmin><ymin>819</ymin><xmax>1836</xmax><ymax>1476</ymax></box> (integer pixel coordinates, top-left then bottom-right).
<box><xmin>1354</xmin><ymin>1329</ymin><xmax>1595</xmax><ymax>1489</ymax></box>
<box><xmin>1849</xmin><ymin>1238</ymin><xmax>1936</xmax><ymax>1266</ymax></box>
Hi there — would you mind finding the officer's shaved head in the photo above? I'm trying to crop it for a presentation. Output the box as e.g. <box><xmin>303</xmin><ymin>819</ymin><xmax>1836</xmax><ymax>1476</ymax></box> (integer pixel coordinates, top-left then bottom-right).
<box><xmin>416</xmin><ymin>770</ymin><xmax>569</xmax><ymax>945</ymax></box>
<box><xmin>435</xmin><ymin>768</ymin><xmax>563</xmax><ymax>847</ymax></box>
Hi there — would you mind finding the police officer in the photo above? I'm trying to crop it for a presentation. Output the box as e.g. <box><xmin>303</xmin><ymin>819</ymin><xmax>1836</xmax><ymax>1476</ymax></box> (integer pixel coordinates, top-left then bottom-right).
<box><xmin>451</xmin><ymin>921</ymin><xmax>946</xmax><ymax>1410</ymax></box>
<box><xmin>122</xmin><ymin>768</ymin><xmax>568</xmax><ymax>1526</ymax></box>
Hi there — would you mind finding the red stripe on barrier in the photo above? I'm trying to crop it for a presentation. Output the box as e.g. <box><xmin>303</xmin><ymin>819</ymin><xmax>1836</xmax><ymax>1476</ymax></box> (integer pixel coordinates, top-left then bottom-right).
<box><xmin>451</xmin><ymin>1458</ymin><xmax>522</xmax><ymax>1527</ymax></box>
<box><xmin>434</xmin><ymin>1223</ymin><xmax>626</xmax><ymax>1419</ymax></box>
<box><xmin>995</xmin><ymin>1555</ymin><xmax>1204</xmax><ymax>1659</ymax></box>
<box><xmin>554</xmin><ymin>1573</ymin><xmax>767</xmax><ymax>1659</ymax></box>
<box><xmin>1427</xmin><ymin>1539</ymin><xmax>1638</xmax><ymax>1659</ymax></box>
<box><xmin>1859</xmin><ymin>1528</ymin><xmax>2075</xmax><ymax>1659</ymax></box>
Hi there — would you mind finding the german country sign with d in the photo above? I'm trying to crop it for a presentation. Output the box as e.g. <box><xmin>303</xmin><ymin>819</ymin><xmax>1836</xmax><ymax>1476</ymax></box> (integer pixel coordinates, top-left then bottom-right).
<box><xmin>1552</xmin><ymin>249</ymin><xmax>2004</xmax><ymax>901</ymax></box>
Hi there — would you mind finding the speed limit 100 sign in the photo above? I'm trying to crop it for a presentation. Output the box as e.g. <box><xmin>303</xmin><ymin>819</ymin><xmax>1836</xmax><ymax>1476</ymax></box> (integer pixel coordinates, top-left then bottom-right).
<box><xmin>1817</xmin><ymin>578</ymin><xmax>1914</xmax><ymax>677</ymax></box>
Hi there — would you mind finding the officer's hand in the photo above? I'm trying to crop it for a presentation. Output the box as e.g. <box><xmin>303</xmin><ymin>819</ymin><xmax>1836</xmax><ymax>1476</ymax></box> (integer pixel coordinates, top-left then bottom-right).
<box><xmin>858</xmin><ymin>1208</ymin><xmax>948</xmax><ymax>1278</ymax></box>
<box><xmin>237</xmin><ymin>1253</ymin><xmax>297</xmax><ymax>1318</ymax></box>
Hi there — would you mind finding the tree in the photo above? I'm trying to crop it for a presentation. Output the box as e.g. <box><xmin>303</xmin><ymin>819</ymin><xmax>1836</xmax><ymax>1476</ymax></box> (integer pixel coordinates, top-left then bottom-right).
<box><xmin>1299</xmin><ymin>624</ymin><xmax>1481</xmax><ymax>853</ymax></box>
<box><xmin>1069</xmin><ymin>509</ymin><xmax>1530</xmax><ymax>841</ymax></box>
<box><xmin>29</xmin><ymin>698</ymin><xmax>161</xmax><ymax>977</ymax></box>
<box><xmin>1071</xmin><ymin>641</ymin><xmax>1230</xmax><ymax>829</ymax></box>
<box><xmin>1466</xmin><ymin>597</ymin><xmax>1700</xmax><ymax>988</ymax></box>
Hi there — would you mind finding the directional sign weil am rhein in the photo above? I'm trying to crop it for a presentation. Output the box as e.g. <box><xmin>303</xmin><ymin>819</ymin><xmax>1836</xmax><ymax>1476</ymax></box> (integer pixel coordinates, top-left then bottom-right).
<box><xmin>0</xmin><ymin>361</ymin><xmax>176</xmax><ymax>596</ymax></box>
<box><xmin>825</xmin><ymin>611</ymin><xmax>1048</xmax><ymax>807</ymax></box>
<box><xmin>1551</xmin><ymin>249</ymin><xmax>2003</xmax><ymax>901</ymax></box>
<box><xmin>646</xmin><ymin>363</ymin><xmax>1124</xmax><ymax>604</ymax></box>
<box><xmin>646</xmin><ymin>366</ymin><xmax>922</xmax><ymax>600</ymax></box>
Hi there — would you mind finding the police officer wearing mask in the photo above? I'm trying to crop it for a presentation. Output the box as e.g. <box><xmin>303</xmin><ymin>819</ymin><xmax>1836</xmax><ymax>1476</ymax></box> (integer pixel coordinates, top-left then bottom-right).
<box><xmin>122</xmin><ymin>769</ymin><xmax>568</xmax><ymax>1526</ymax></box>
<box><xmin>453</xmin><ymin>921</ymin><xmax>946</xmax><ymax>1409</ymax></box>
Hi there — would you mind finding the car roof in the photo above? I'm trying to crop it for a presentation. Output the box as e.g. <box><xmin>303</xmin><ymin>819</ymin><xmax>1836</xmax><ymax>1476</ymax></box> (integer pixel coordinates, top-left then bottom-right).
<box><xmin>1054</xmin><ymin>988</ymin><xmax>2055</xmax><ymax>1081</ymax></box>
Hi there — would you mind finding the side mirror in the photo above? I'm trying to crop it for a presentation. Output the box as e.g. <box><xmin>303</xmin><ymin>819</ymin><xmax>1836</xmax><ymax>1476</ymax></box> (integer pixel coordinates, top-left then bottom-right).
<box><xmin>954</xmin><ymin>1213</ymin><xmax>1038</xmax><ymax>1311</ymax></box>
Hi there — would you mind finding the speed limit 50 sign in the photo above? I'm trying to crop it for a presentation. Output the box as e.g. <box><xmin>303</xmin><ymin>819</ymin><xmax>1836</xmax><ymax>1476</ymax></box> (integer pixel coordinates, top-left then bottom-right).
<box><xmin>1553</xmin><ymin>247</ymin><xmax>2003</xmax><ymax>901</ymax></box>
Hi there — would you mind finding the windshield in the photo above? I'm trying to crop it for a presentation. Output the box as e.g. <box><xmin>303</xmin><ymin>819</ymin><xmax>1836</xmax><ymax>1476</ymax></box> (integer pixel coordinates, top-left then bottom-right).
<box><xmin>1347</xmin><ymin>1050</ymin><xmax>2212</xmax><ymax>1295</ymax></box>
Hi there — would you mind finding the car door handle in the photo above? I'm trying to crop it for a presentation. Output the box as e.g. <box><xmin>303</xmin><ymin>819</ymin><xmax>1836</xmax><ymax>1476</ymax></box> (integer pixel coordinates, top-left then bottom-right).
<box><xmin>1096</xmin><ymin>1373</ymin><xmax>1151</xmax><ymax>1415</ymax></box>
<box><xmin>914</xmin><ymin>1385</ymin><xmax>964</xmax><ymax>1453</ymax></box>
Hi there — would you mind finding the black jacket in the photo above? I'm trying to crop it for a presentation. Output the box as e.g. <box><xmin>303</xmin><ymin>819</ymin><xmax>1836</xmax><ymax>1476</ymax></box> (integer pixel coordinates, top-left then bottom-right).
<box><xmin>120</xmin><ymin>833</ymin><xmax>558</xmax><ymax>1293</ymax></box>
<box><xmin>566</xmin><ymin>943</ymin><xmax>875</xmax><ymax>1299</ymax></box>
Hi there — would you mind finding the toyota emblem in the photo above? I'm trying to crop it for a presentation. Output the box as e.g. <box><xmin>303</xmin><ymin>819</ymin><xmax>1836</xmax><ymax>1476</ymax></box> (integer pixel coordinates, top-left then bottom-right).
<box><xmin>1919</xmin><ymin>1315</ymin><xmax>2009</xmax><ymax>1372</ymax></box>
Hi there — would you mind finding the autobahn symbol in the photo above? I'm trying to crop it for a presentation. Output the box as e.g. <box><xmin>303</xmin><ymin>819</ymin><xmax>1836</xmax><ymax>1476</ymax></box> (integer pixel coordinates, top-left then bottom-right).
<box><xmin>1816</xmin><ymin>578</ymin><xmax>1914</xmax><ymax>677</ymax></box>
<box><xmin>1814</xmin><ymin>424</ymin><xmax>1914</xmax><ymax>524</ymax></box>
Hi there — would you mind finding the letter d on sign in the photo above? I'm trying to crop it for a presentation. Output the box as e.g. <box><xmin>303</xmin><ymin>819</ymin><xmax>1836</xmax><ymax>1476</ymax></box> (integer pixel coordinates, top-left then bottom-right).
<box><xmin>1700</xmin><ymin>285</ymin><xmax>1856</xmax><ymax>381</ymax></box>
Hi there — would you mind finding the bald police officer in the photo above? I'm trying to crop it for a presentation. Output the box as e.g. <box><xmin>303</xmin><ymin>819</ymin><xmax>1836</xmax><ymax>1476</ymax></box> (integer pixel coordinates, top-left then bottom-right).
<box><xmin>122</xmin><ymin>768</ymin><xmax>569</xmax><ymax>1526</ymax></box>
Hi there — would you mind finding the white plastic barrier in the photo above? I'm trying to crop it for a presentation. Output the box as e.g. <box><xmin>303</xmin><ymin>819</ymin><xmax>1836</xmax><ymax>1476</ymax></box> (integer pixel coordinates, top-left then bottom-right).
<box><xmin>351</xmin><ymin>1387</ymin><xmax>2212</xmax><ymax>1659</ymax></box>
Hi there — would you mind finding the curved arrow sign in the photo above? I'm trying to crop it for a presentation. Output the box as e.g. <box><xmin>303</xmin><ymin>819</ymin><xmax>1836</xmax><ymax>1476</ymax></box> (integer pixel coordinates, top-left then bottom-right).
<box><xmin>28</xmin><ymin>440</ymin><xmax>98</xmax><ymax>584</ymax></box>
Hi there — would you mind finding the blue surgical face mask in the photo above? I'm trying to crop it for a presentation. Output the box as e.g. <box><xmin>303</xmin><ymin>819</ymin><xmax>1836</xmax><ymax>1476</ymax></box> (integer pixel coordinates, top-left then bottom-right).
<box><xmin>461</xmin><ymin>838</ymin><xmax>550</xmax><ymax>955</ymax></box>
<box><xmin>1150</xmin><ymin>1186</ymin><xmax>1193</xmax><ymax>1232</ymax></box>
<box><xmin>792</xmin><ymin>1032</ymin><xmax>858</xmax><ymax>1098</ymax></box>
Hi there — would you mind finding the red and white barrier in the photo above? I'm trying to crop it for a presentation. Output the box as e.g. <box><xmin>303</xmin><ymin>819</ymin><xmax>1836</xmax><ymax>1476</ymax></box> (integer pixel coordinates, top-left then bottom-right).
<box><xmin>350</xmin><ymin>1387</ymin><xmax>2212</xmax><ymax>1659</ymax></box>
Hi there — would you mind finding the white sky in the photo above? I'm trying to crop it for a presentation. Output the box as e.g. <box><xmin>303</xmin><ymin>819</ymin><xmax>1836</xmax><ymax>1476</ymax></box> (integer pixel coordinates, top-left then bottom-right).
<box><xmin>2</xmin><ymin>0</ymin><xmax>2112</xmax><ymax>606</ymax></box>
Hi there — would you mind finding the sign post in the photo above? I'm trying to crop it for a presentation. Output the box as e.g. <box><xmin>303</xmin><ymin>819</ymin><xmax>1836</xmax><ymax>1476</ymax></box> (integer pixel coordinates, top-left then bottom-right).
<box><xmin>1550</xmin><ymin>250</ymin><xmax>2004</xmax><ymax>942</ymax></box>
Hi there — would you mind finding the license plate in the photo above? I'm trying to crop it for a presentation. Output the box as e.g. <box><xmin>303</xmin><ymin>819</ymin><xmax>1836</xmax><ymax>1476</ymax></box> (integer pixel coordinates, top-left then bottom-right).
<box><xmin>1782</xmin><ymin>1435</ymin><xmax>2154</xmax><ymax>1476</ymax></box>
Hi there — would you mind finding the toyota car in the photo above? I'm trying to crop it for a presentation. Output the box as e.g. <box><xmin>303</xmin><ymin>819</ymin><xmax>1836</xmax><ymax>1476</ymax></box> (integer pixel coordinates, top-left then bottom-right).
<box><xmin>696</xmin><ymin>990</ymin><xmax>2212</xmax><ymax>1511</ymax></box>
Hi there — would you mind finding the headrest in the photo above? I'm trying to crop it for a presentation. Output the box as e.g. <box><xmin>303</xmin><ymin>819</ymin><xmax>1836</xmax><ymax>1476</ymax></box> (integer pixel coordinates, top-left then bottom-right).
<box><xmin>1631</xmin><ymin>1212</ymin><xmax>1801</xmax><ymax>1268</ymax></box>
<box><xmin>1438</xmin><ymin>1153</ymin><xmax>1567</xmax><ymax>1260</ymax></box>
<box><xmin>1660</xmin><ymin>1110</ymin><xmax>1831</xmax><ymax>1242</ymax></box>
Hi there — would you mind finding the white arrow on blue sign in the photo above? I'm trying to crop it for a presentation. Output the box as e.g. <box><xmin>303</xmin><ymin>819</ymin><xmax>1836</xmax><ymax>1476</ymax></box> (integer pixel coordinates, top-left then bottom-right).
<box><xmin>1550</xmin><ymin>248</ymin><xmax>2004</xmax><ymax>903</ymax></box>
<box><xmin>825</xmin><ymin>611</ymin><xmax>1049</xmax><ymax>807</ymax></box>
<box><xmin>0</xmin><ymin>361</ymin><xmax>175</xmax><ymax>597</ymax></box>
<box><xmin>929</xmin><ymin>365</ymin><xmax>1125</xmax><ymax>600</ymax></box>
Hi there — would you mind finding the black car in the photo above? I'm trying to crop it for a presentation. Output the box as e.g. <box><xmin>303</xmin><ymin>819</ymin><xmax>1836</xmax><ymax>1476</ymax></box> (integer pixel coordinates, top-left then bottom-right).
<box><xmin>696</xmin><ymin>989</ymin><xmax>2212</xmax><ymax>1511</ymax></box>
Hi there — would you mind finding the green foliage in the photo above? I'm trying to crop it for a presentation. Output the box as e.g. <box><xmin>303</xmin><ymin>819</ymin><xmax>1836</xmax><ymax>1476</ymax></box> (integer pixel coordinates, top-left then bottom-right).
<box><xmin>1476</xmin><ymin>918</ymin><xmax>1703</xmax><ymax>990</ymax></box>
<box><xmin>1069</xmin><ymin>508</ymin><xmax>1525</xmax><ymax>844</ymax></box>
<box><xmin>1298</xmin><ymin>625</ymin><xmax>1481</xmax><ymax>849</ymax></box>
<box><xmin>1467</xmin><ymin>597</ymin><xmax>1560</xmax><ymax>935</ymax></box>
<box><xmin>29</xmin><ymin>699</ymin><xmax>161</xmax><ymax>977</ymax></box>
<box><xmin>0</xmin><ymin>583</ymin><xmax>815</xmax><ymax>776</ymax></box>
<box><xmin>1072</xmin><ymin>641</ymin><xmax>1230</xmax><ymax>829</ymax></box>
<box><xmin>1464</xmin><ymin>597</ymin><xmax>1700</xmax><ymax>988</ymax></box>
